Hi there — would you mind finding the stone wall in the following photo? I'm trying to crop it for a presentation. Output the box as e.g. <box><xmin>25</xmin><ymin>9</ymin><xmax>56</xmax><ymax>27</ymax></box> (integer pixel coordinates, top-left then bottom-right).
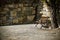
<box><xmin>0</xmin><ymin>4</ymin><xmax>36</xmax><ymax>26</ymax></box>
<box><xmin>0</xmin><ymin>0</ymin><xmax>44</xmax><ymax>26</ymax></box>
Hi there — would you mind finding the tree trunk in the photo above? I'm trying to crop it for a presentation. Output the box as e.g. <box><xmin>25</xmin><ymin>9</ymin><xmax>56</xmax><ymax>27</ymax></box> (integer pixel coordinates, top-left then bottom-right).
<box><xmin>33</xmin><ymin>5</ymin><xmax>38</xmax><ymax>22</ymax></box>
<box><xmin>46</xmin><ymin>0</ymin><xmax>58</xmax><ymax>28</ymax></box>
<box><xmin>50</xmin><ymin>0</ymin><xmax>58</xmax><ymax>28</ymax></box>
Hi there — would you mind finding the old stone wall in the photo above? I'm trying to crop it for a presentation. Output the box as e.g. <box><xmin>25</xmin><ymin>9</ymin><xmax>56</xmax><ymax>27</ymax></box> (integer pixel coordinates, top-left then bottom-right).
<box><xmin>0</xmin><ymin>0</ymin><xmax>43</xmax><ymax>26</ymax></box>
<box><xmin>0</xmin><ymin>4</ymin><xmax>36</xmax><ymax>26</ymax></box>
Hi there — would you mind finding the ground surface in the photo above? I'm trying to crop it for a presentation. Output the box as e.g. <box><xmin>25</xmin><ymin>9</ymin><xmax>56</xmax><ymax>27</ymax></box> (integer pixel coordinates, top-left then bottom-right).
<box><xmin>0</xmin><ymin>24</ymin><xmax>60</xmax><ymax>40</ymax></box>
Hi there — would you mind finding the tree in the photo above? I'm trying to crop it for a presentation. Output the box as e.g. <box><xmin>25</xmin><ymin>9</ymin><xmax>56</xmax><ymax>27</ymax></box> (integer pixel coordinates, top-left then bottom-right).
<box><xmin>33</xmin><ymin>0</ymin><xmax>42</xmax><ymax>23</ymax></box>
<box><xmin>46</xmin><ymin>0</ymin><xmax>59</xmax><ymax>28</ymax></box>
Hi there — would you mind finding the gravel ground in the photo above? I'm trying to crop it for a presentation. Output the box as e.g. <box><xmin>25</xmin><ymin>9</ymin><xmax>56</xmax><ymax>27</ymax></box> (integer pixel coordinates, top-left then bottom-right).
<box><xmin>0</xmin><ymin>24</ymin><xmax>60</xmax><ymax>40</ymax></box>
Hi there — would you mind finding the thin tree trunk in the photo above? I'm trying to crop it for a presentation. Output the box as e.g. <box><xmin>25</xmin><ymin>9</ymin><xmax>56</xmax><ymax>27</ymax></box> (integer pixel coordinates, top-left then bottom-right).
<box><xmin>33</xmin><ymin>6</ymin><xmax>38</xmax><ymax>22</ymax></box>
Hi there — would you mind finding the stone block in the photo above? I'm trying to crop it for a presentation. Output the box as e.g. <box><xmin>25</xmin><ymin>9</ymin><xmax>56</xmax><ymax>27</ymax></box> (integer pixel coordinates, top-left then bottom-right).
<box><xmin>27</xmin><ymin>15</ymin><xmax>35</xmax><ymax>21</ymax></box>
<box><xmin>0</xmin><ymin>20</ymin><xmax>2</xmax><ymax>23</ymax></box>
<box><xmin>12</xmin><ymin>19</ymin><xmax>18</xmax><ymax>24</ymax></box>
<box><xmin>14</xmin><ymin>4</ymin><xmax>19</xmax><ymax>8</ymax></box>
<box><xmin>1</xmin><ymin>16</ymin><xmax>6</xmax><ymax>20</ymax></box>
<box><xmin>4</xmin><ymin>7</ymin><xmax>9</xmax><ymax>11</ymax></box>
<box><xmin>18</xmin><ymin>17</ymin><xmax>24</xmax><ymax>23</ymax></box>
<box><xmin>23</xmin><ymin>4</ymin><xmax>32</xmax><ymax>7</ymax></box>
<box><xmin>22</xmin><ymin>7</ymin><xmax>34</xmax><ymax>15</ymax></box>
<box><xmin>16</xmin><ymin>8</ymin><xmax>21</xmax><ymax>11</ymax></box>
<box><xmin>10</xmin><ymin>11</ymin><xmax>17</xmax><ymax>17</ymax></box>
<box><xmin>0</xmin><ymin>11</ymin><xmax>7</xmax><ymax>14</ymax></box>
<box><xmin>18</xmin><ymin>4</ymin><xmax>23</xmax><ymax>7</ymax></box>
<box><xmin>32</xmin><ymin>10</ymin><xmax>35</xmax><ymax>14</ymax></box>
<box><xmin>17</xmin><ymin>11</ymin><xmax>23</xmax><ymax>17</ymax></box>
<box><xmin>8</xmin><ymin>4</ymin><xmax>15</xmax><ymax>8</ymax></box>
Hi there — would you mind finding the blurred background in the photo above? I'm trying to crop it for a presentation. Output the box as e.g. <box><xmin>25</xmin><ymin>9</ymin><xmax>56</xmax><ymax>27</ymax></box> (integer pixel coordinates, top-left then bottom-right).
<box><xmin>0</xmin><ymin>0</ymin><xmax>60</xmax><ymax>26</ymax></box>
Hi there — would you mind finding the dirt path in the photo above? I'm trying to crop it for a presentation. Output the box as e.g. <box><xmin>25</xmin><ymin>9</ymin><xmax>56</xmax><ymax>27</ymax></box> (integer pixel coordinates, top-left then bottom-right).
<box><xmin>0</xmin><ymin>24</ymin><xmax>60</xmax><ymax>40</ymax></box>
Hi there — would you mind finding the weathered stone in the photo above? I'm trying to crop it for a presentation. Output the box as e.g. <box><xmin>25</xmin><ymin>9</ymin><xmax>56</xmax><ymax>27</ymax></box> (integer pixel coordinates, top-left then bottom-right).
<box><xmin>1</xmin><ymin>16</ymin><xmax>6</xmax><ymax>20</ymax></box>
<box><xmin>32</xmin><ymin>10</ymin><xmax>35</xmax><ymax>14</ymax></box>
<box><xmin>19</xmin><ymin>4</ymin><xmax>23</xmax><ymax>7</ymax></box>
<box><xmin>14</xmin><ymin>4</ymin><xmax>19</xmax><ymax>8</ymax></box>
<box><xmin>8</xmin><ymin>4</ymin><xmax>15</xmax><ymax>8</ymax></box>
<box><xmin>22</xmin><ymin>7</ymin><xmax>34</xmax><ymax>15</ymax></box>
<box><xmin>0</xmin><ymin>11</ymin><xmax>7</xmax><ymax>14</ymax></box>
<box><xmin>0</xmin><ymin>20</ymin><xmax>2</xmax><ymax>24</ymax></box>
<box><xmin>16</xmin><ymin>8</ymin><xmax>21</xmax><ymax>11</ymax></box>
<box><xmin>23</xmin><ymin>4</ymin><xmax>32</xmax><ymax>7</ymax></box>
<box><xmin>4</xmin><ymin>7</ymin><xmax>9</xmax><ymax>11</ymax></box>
<box><xmin>12</xmin><ymin>19</ymin><xmax>18</xmax><ymax>24</ymax></box>
<box><xmin>27</xmin><ymin>15</ymin><xmax>35</xmax><ymax>21</ymax></box>
<box><xmin>18</xmin><ymin>17</ymin><xmax>24</xmax><ymax>23</ymax></box>
<box><xmin>10</xmin><ymin>11</ymin><xmax>17</xmax><ymax>17</ymax></box>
